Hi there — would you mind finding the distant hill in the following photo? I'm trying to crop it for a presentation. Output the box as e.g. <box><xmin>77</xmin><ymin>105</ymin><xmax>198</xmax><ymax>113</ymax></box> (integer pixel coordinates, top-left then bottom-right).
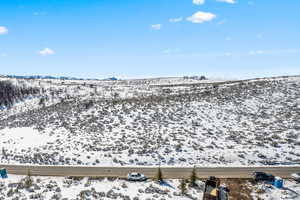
<box><xmin>104</xmin><ymin>77</ymin><xmax>118</xmax><ymax>81</ymax></box>
<box><xmin>1</xmin><ymin>74</ymin><xmax>119</xmax><ymax>81</ymax></box>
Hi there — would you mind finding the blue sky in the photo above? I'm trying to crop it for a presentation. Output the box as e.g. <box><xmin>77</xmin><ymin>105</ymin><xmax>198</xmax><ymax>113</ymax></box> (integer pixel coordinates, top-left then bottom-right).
<box><xmin>0</xmin><ymin>0</ymin><xmax>299</xmax><ymax>79</ymax></box>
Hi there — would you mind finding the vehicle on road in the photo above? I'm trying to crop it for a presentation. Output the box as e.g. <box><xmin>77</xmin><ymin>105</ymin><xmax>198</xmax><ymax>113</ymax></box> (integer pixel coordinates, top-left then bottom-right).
<box><xmin>127</xmin><ymin>172</ymin><xmax>147</xmax><ymax>181</ymax></box>
<box><xmin>253</xmin><ymin>172</ymin><xmax>275</xmax><ymax>183</ymax></box>
<box><xmin>0</xmin><ymin>168</ymin><xmax>8</xmax><ymax>179</ymax></box>
<box><xmin>291</xmin><ymin>173</ymin><xmax>300</xmax><ymax>182</ymax></box>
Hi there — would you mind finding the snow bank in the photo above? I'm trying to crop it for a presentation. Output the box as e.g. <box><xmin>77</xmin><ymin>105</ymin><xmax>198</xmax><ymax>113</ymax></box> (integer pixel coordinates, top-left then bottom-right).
<box><xmin>0</xmin><ymin>127</ymin><xmax>56</xmax><ymax>149</ymax></box>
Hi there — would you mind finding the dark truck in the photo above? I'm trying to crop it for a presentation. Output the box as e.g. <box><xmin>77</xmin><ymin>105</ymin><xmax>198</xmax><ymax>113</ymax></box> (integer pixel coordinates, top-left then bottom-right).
<box><xmin>253</xmin><ymin>172</ymin><xmax>275</xmax><ymax>183</ymax></box>
<box><xmin>203</xmin><ymin>176</ymin><xmax>229</xmax><ymax>200</ymax></box>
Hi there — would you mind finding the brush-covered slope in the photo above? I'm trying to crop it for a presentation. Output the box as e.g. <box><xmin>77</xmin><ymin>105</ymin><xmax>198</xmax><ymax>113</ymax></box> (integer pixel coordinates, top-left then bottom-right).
<box><xmin>0</xmin><ymin>76</ymin><xmax>299</xmax><ymax>166</ymax></box>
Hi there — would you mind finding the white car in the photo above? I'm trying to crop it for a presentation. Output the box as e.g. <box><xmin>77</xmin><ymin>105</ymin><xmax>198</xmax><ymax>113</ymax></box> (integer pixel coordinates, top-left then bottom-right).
<box><xmin>291</xmin><ymin>173</ymin><xmax>300</xmax><ymax>182</ymax></box>
<box><xmin>127</xmin><ymin>172</ymin><xmax>147</xmax><ymax>181</ymax></box>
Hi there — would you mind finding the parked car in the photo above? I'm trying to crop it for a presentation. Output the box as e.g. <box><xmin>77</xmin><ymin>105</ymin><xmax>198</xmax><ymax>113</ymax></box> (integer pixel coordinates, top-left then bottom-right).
<box><xmin>253</xmin><ymin>172</ymin><xmax>275</xmax><ymax>182</ymax></box>
<box><xmin>127</xmin><ymin>172</ymin><xmax>147</xmax><ymax>181</ymax></box>
<box><xmin>291</xmin><ymin>173</ymin><xmax>300</xmax><ymax>182</ymax></box>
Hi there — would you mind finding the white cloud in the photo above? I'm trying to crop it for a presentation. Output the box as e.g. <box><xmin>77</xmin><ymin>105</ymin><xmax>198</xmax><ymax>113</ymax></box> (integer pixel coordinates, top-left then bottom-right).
<box><xmin>217</xmin><ymin>0</ymin><xmax>236</xmax><ymax>4</ymax></box>
<box><xmin>1</xmin><ymin>53</ymin><xmax>7</xmax><ymax>57</ymax></box>
<box><xmin>169</xmin><ymin>17</ymin><xmax>183</xmax><ymax>23</ymax></box>
<box><xmin>193</xmin><ymin>0</ymin><xmax>205</xmax><ymax>5</ymax></box>
<box><xmin>186</xmin><ymin>11</ymin><xmax>216</xmax><ymax>23</ymax></box>
<box><xmin>38</xmin><ymin>48</ymin><xmax>55</xmax><ymax>56</ymax></box>
<box><xmin>0</xmin><ymin>26</ymin><xmax>8</xmax><ymax>35</ymax></box>
<box><xmin>151</xmin><ymin>24</ymin><xmax>161</xmax><ymax>30</ymax></box>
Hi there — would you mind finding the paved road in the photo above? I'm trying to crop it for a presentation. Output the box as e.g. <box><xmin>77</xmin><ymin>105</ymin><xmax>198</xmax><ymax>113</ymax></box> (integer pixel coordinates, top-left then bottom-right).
<box><xmin>1</xmin><ymin>164</ymin><xmax>299</xmax><ymax>178</ymax></box>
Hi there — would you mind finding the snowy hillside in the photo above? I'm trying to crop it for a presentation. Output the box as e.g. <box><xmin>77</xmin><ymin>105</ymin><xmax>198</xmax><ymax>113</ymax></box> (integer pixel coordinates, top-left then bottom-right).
<box><xmin>0</xmin><ymin>76</ymin><xmax>300</xmax><ymax>166</ymax></box>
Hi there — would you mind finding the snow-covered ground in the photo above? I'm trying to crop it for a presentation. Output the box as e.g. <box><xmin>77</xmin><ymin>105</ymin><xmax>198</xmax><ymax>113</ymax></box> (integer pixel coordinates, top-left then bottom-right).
<box><xmin>0</xmin><ymin>174</ymin><xmax>203</xmax><ymax>200</ymax></box>
<box><xmin>0</xmin><ymin>76</ymin><xmax>300</xmax><ymax>166</ymax></box>
<box><xmin>252</xmin><ymin>180</ymin><xmax>300</xmax><ymax>200</ymax></box>
<box><xmin>1</xmin><ymin>174</ymin><xmax>300</xmax><ymax>200</ymax></box>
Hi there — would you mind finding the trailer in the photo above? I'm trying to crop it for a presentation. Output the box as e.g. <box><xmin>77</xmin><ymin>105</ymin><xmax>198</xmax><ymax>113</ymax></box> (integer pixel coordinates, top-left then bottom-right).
<box><xmin>203</xmin><ymin>176</ymin><xmax>229</xmax><ymax>200</ymax></box>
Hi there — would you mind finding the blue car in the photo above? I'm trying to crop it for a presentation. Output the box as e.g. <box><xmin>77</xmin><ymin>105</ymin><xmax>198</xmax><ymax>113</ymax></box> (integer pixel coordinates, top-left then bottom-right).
<box><xmin>0</xmin><ymin>168</ymin><xmax>8</xmax><ymax>179</ymax></box>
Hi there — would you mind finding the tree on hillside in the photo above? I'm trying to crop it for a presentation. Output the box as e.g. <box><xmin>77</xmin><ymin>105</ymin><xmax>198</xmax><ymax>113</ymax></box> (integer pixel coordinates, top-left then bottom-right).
<box><xmin>0</xmin><ymin>80</ymin><xmax>40</xmax><ymax>108</ymax></box>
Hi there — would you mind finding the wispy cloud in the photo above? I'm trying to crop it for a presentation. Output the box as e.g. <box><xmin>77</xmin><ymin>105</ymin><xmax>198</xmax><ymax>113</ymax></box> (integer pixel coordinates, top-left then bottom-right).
<box><xmin>166</xmin><ymin>49</ymin><xmax>300</xmax><ymax>58</ymax></box>
<box><xmin>256</xmin><ymin>33</ymin><xmax>263</xmax><ymax>39</ymax></box>
<box><xmin>217</xmin><ymin>19</ymin><xmax>227</xmax><ymax>25</ymax></box>
<box><xmin>224</xmin><ymin>52</ymin><xmax>233</xmax><ymax>56</ymax></box>
<box><xmin>151</xmin><ymin>24</ymin><xmax>162</xmax><ymax>30</ymax></box>
<box><xmin>0</xmin><ymin>26</ymin><xmax>8</xmax><ymax>35</ymax></box>
<box><xmin>33</xmin><ymin>11</ymin><xmax>48</xmax><ymax>16</ymax></box>
<box><xmin>169</xmin><ymin>17</ymin><xmax>183</xmax><ymax>23</ymax></box>
<box><xmin>225</xmin><ymin>36</ymin><xmax>232</xmax><ymax>41</ymax></box>
<box><xmin>248</xmin><ymin>1</ymin><xmax>254</xmax><ymax>5</ymax></box>
<box><xmin>0</xmin><ymin>53</ymin><xmax>7</xmax><ymax>57</ymax></box>
<box><xmin>193</xmin><ymin>0</ymin><xmax>205</xmax><ymax>5</ymax></box>
<box><xmin>248</xmin><ymin>49</ymin><xmax>300</xmax><ymax>55</ymax></box>
<box><xmin>162</xmin><ymin>48</ymin><xmax>181</xmax><ymax>54</ymax></box>
<box><xmin>186</xmin><ymin>11</ymin><xmax>216</xmax><ymax>23</ymax></box>
<box><xmin>248</xmin><ymin>50</ymin><xmax>265</xmax><ymax>55</ymax></box>
<box><xmin>217</xmin><ymin>0</ymin><xmax>236</xmax><ymax>4</ymax></box>
<box><xmin>38</xmin><ymin>48</ymin><xmax>55</xmax><ymax>56</ymax></box>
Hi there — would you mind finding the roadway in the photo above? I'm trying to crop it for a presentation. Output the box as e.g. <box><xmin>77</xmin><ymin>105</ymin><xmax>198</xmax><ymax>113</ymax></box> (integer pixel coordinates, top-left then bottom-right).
<box><xmin>1</xmin><ymin>164</ymin><xmax>300</xmax><ymax>178</ymax></box>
